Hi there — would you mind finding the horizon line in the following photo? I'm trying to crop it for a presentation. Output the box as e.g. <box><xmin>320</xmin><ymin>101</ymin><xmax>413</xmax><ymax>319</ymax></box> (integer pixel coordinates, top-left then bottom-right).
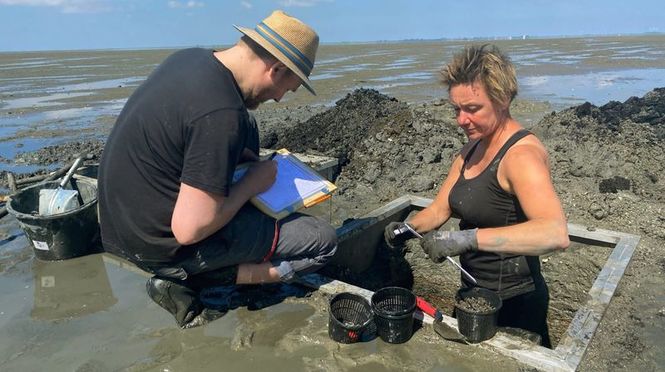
<box><xmin>1</xmin><ymin>31</ymin><xmax>663</xmax><ymax>54</ymax></box>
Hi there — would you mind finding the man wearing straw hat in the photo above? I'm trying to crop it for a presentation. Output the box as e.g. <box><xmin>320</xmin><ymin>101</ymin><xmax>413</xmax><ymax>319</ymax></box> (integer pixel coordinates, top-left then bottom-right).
<box><xmin>98</xmin><ymin>10</ymin><xmax>337</xmax><ymax>329</ymax></box>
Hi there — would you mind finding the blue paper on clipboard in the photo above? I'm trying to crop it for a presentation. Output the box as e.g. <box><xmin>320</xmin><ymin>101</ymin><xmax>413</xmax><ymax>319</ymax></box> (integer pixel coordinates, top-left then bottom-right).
<box><xmin>233</xmin><ymin>149</ymin><xmax>337</xmax><ymax>219</ymax></box>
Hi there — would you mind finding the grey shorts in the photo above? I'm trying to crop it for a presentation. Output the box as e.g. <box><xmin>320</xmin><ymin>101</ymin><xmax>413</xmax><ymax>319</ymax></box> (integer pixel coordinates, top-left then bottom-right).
<box><xmin>151</xmin><ymin>204</ymin><xmax>337</xmax><ymax>283</ymax></box>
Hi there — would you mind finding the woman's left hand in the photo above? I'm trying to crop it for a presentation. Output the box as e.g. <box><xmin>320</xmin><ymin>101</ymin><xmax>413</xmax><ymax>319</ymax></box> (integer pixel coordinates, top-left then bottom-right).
<box><xmin>421</xmin><ymin>229</ymin><xmax>478</xmax><ymax>262</ymax></box>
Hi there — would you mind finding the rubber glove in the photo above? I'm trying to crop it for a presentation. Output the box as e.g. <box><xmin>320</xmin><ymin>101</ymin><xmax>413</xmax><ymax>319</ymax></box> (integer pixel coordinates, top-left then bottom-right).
<box><xmin>384</xmin><ymin>222</ymin><xmax>417</xmax><ymax>249</ymax></box>
<box><xmin>421</xmin><ymin>229</ymin><xmax>479</xmax><ymax>262</ymax></box>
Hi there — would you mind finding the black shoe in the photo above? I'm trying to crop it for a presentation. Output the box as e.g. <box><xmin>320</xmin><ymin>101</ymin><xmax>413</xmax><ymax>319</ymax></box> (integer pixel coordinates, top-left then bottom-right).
<box><xmin>182</xmin><ymin>308</ymin><xmax>228</xmax><ymax>329</ymax></box>
<box><xmin>146</xmin><ymin>276</ymin><xmax>204</xmax><ymax>328</ymax></box>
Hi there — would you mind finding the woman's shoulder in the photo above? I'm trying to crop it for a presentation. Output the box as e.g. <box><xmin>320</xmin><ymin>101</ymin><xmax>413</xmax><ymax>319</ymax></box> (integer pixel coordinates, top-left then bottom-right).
<box><xmin>514</xmin><ymin>131</ymin><xmax>547</xmax><ymax>156</ymax></box>
<box><xmin>502</xmin><ymin>131</ymin><xmax>549</xmax><ymax>172</ymax></box>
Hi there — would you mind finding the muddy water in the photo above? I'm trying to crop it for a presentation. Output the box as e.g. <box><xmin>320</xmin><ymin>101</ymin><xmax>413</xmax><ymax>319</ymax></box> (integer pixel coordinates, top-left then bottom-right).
<box><xmin>0</xmin><ymin>242</ymin><xmax>519</xmax><ymax>371</ymax></box>
<box><xmin>2</xmin><ymin>35</ymin><xmax>665</xmax><ymax>370</ymax></box>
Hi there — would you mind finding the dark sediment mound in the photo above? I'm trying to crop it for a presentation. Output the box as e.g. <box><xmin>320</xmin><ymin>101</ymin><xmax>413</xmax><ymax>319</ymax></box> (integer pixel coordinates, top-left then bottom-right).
<box><xmin>14</xmin><ymin>140</ymin><xmax>105</xmax><ymax>166</ymax></box>
<box><xmin>334</xmin><ymin>100</ymin><xmax>465</xmax><ymax>205</ymax></box>
<box><xmin>271</xmin><ymin>88</ymin><xmax>468</xmax><ymax>227</ymax></box>
<box><xmin>532</xmin><ymin>89</ymin><xmax>665</xmax><ymax>240</ymax></box>
<box><xmin>272</xmin><ymin>89</ymin><xmax>409</xmax><ymax>167</ymax></box>
<box><xmin>592</xmin><ymin>87</ymin><xmax>665</xmax><ymax>136</ymax></box>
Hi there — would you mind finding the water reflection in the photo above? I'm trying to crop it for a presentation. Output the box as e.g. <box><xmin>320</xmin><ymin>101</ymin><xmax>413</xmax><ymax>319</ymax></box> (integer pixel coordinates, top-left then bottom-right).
<box><xmin>31</xmin><ymin>254</ymin><xmax>117</xmax><ymax>320</ymax></box>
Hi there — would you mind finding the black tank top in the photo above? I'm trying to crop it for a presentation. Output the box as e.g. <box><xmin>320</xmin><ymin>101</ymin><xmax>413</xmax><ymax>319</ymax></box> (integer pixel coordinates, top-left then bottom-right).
<box><xmin>449</xmin><ymin>129</ymin><xmax>542</xmax><ymax>299</ymax></box>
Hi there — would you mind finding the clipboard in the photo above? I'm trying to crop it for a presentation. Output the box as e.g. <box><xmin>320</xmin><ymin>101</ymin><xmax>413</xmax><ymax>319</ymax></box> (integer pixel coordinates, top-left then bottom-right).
<box><xmin>233</xmin><ymin>149</ymin><xmax>337</xmax><ymax>220</ymax></box>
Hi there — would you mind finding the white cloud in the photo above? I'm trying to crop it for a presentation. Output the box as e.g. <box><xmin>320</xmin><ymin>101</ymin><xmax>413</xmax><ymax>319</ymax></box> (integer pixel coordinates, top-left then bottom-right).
<box><xmin>240</xmin><ymin>0</ymin><xmax>251</xmax><ymax>9</ymax></box>
<box><xmin>167</xmin><ymin>0</ymin><xmax>205</xmax><ymax>8</ymax></box>
<box><xmin>278</xmin><ymin>0</ymin><xmax>332</xmax><ymax>7</ymax></box>
<box><xmin>0</xmin><ymin>0</ymin><xmax>111</xmax><ymax>13</ymax></box>
<box><xmin>0</xmin><ymin>0</ymin><xmax>62</xmax><ymax>5</ymax></box>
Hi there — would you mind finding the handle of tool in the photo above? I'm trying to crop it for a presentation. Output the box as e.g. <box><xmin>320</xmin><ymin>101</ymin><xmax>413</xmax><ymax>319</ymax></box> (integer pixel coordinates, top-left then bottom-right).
<box><xmin>59</xmin><ymin>157</ymin><xmax>84</xmax><ymax>188</ymax></box>
<box><xmin>416</xmin><ymin>296</ymin><xmax>443</xmax><ymax>321</ymax></box>
<box><xmin>445</xmin><ymin>256</ymin><xmax>478</xmax><ymax>285</ymax></box>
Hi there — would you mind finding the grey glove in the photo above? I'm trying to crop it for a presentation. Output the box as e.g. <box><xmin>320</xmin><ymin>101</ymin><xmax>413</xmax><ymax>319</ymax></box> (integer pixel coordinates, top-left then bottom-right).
<box><xmin>421</xmin><ymin>229</ymin><xmax>478</xmax><ymax>262</ymax></box>
<box><xmin>384</xmin><ymin>222</ymin><xmax>416</xmax><ymax>249</ymax></box>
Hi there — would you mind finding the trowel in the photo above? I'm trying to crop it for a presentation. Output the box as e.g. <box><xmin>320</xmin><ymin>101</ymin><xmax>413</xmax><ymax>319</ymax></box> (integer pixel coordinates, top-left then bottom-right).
<box><xmin>416</xmin><ymin>296</ymin><xmax>468</xmax><ymax>344</ymax></box>
<box><xmin>39</xmin><ymin>157</ymin><xmax>84</xmax><ymax>216</ymax></box>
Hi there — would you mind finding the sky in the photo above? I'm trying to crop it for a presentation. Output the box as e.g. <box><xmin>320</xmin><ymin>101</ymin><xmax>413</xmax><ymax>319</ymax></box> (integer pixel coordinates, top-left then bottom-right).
<box><xmin>0</xmin><ymin>0</ymin><xmax>664</xmax><ymax>52</ymax></box>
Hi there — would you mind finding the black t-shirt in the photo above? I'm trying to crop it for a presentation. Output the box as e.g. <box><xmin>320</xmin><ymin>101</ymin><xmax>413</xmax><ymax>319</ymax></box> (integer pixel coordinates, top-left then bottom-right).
<box><xmin>98</xmin><ymin>48</ymin><xmax>258</xmax><ymax>265</ymax></box>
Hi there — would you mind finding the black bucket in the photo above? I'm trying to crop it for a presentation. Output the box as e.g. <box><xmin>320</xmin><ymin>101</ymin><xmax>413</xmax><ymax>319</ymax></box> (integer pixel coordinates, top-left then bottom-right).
<box><xmin>455</xmin><ymin>287</ymin><xmax>503</xmax><ymax>343</ymax></box>
<box><xmin>328</xmin><ymin>292</ymin><xmax>374</xmax><ymax>343</ymax></box>
<box><xmin>6</xmin><ymin>178</ymin><xmax>99</xmax><ymax>261</ymax></box>
<box><xmin>371</xmin><ymin>286</ymin><xmax>416</xmax><ymax>344</ymax></box>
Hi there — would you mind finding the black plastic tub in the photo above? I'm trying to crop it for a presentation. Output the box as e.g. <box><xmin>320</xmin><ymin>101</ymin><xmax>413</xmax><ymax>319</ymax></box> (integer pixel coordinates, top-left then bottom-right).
<box><xmin>371</xmin><ymin>286</ymin><xmax>416</xmax><ymax>344</ymax></box>
<box><xmin>7</xmin><ymin>178</ymin><xmax>99</xmax><ymax>261</ymax></box>
<box><xmin>328</xmin><ymin>292</ymin><xmax>375</xmax><ymax>343</ymax></box>
<box><xmin>455</xmin><ymin>287</ymin><xmax>503</xmax><ymax>343</ymax></box>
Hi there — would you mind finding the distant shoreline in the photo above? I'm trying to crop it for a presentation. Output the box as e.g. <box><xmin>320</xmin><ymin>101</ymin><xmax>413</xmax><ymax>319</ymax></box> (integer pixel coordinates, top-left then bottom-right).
<box><xmin>2</xmin><ymin>32</ymin><xmax>664</xmax><ymax>54</ymax></box>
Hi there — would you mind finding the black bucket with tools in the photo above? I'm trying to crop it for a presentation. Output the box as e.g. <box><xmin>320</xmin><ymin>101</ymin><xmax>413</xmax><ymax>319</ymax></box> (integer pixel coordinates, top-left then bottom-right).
<box><xmin>6</xmin><ymin>172</ymin><xmax>99</xmax><ymax>261</ymax></box>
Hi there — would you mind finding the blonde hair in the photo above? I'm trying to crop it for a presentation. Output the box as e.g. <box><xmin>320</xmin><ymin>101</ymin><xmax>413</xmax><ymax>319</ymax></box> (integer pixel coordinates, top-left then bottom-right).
<box><xmin>441</xmin><ymin>44</ymin><xmax>517</xmax><ymax>107</ymax></box>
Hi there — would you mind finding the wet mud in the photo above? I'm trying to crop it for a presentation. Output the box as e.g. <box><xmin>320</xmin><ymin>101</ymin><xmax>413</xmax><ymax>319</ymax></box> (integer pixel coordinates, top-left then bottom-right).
<box><xmin>2</xmin><ymin>87</ymin><xmax>665</xmax><ymax>370</ymax></box>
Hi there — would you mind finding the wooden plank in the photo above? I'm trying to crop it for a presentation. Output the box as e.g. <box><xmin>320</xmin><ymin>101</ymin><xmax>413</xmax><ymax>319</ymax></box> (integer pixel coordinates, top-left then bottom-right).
<box><xmin>6</xmin><ymin>172</ymin><xmax>17</xmax><ymax>192</ymax></box>
<box><xmin>555</xmin><ymin>233</ymin><xmax>640</xmax><ymax>368</ymax></box>
<box><xmin>299</xmin><ymin>272</ymin><xmax>375</xmax><ymax>300</ymax></box>
<box><xmin>567</xmin><ymin>223</ymin><xmax>620</xmax><ymax>247</ymax></box>
<box><xmin>407</xmin><ymin>195</ymin><xmax>433</xmax><ymax>209</ymax></box>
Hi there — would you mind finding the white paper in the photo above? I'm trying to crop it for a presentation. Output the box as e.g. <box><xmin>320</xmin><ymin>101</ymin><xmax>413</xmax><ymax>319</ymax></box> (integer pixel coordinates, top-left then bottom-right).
<box><xmin>256</xmin><ymin>153</ymin><xmax>328</xmax><ymax>211</ymax></box>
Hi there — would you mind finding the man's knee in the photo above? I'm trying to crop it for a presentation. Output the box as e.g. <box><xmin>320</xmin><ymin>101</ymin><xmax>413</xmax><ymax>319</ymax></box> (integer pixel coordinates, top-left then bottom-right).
<box><xmin>276</xmin><ymin>214</ymin><xmax>338</xmax><ymax>265</ymax></box>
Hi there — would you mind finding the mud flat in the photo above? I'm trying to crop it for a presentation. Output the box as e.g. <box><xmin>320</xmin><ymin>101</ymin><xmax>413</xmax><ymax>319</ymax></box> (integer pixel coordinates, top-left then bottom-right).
<box><xmin>2</xmin><ymin>88</ymin><xmax>664</xmax><ymax>370</ymax></box>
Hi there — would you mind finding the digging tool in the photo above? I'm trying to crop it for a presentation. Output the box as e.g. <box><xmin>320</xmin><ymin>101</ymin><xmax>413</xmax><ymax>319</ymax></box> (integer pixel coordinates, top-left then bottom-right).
<box><xmin>38</xmin><ymin>157</ymin><xmax>84</xmax><ymax>216</ymax></box>
<box><xmin>405</xmin><ymin>223</ymin><xmax>478</xmax><ymax>285</ymax></box>
<box><xmin>416</xmin><ymin>296</ymin><xmax>468</xmax><ymax>344</ymax></box>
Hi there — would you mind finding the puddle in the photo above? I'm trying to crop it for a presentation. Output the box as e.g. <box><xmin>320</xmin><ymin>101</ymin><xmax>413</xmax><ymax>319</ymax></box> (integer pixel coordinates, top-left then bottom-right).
<box><xmin>370</xmin><ymin>71</ymin><xmax>436</xmax><ymax>82</ymax></box>
<box><xmin>519</xmin><ymin>68</ymin><xmax>665</xmax><ymax>109</ymax></box>
<box><xmin>2</xmin><ymin>92</ymin><xmax>94</xmax><ymax>110</ymax></box>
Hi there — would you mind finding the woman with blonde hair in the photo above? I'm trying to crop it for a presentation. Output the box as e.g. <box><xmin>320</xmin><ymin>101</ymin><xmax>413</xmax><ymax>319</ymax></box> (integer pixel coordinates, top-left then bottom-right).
<box><xmin>385</xmin><ymin>44</ymin><xmax>569</xmax><ymax>347</ymax></box>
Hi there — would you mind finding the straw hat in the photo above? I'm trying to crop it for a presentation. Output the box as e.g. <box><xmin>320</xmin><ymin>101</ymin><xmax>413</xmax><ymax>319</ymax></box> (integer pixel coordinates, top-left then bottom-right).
<box><xmin>234</xmin><ymin>10</ymin><xmax>319</xmax><ymax>95</ymax></box>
